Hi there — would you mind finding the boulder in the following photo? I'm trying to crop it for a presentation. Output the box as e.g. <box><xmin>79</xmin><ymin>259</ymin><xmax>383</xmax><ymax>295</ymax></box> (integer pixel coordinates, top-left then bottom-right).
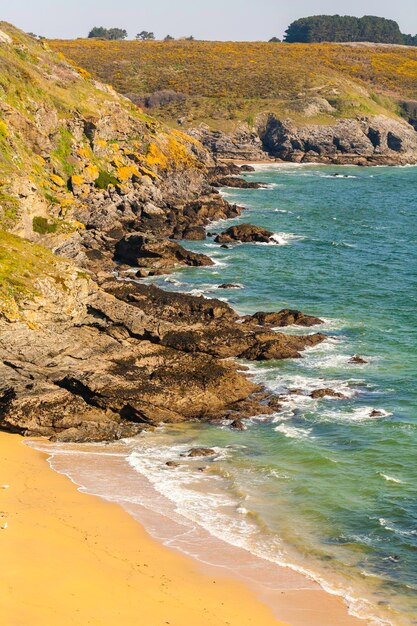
<box><xmin>212</xmin><ymin>176</ymin><xmax>263</xmax><ymax>189</ymax></box>
<box><xmin>185</xmin><ymin>448</ymin><xmax>216</xmax><ymax>458</ymax></box>
<box><xmin>349</xmin><ymin>355</ymin><xmax>368</xmax><ymax>364</ymax></box>
<box><xmin>114</xmin><ymin>232</ymin><xmax>213</xmax><ymax>271</ymax></box>
<box><xmin>310</xmin><ymin>388</ymin><xmax>346</xmax><ymax>399</ymax></box>
<box><xmin>215</xmin><ymin>223</ymin><xmax>275</xmax><ymax>244</ymax></box>
<box><xmin>247</xmin><ymin>309</ymin><xmax>323</xmax><ymax>327</ymax></box>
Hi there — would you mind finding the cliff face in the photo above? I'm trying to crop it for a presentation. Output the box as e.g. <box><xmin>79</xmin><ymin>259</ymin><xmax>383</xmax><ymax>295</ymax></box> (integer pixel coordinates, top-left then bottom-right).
<box><xmin>192</xmin><ymin>114</ymin><xmax>417</xmax><ymax>164</ymax></box>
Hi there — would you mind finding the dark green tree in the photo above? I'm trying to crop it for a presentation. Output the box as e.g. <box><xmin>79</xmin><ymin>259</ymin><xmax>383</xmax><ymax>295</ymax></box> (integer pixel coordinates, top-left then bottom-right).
<box><xmin>164</xmin><ymin>34</ymin><xmax>175</xmax><ymax>41</ymax></box>
<box><xmin>268</xmin><ymin>37</ymin><xmax>281</xmax><ymax>43</ymax></box>
<box><xmin>88</xmin><ymin>26</ymin><xmax>127</xmax><ymax>40</ymax></box>
<box><xmin>136</xmin><ymin>31</ymin><xmax>155</xmax><ymax>40</ymax></box>
<box><xmin>284</xmin><ymin>15</ymin><xmax>403</xmax><ymax>44</ymax></box>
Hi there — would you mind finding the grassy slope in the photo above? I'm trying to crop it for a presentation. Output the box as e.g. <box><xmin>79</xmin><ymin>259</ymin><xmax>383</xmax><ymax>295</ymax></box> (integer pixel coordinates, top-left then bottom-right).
<box><xmin>51</xmin><ymin>39</ymin><xmax>417</xmax><ymax>130</ymax></box>
<box><xmin>0</xmin><ymin>23</ymin><xmax>205</xmax><ymax>233</ymax></box>
<box><xmin>0</xmin><ymin>230</ymin><xmax>82</xmax><ymax>320</ymax></box>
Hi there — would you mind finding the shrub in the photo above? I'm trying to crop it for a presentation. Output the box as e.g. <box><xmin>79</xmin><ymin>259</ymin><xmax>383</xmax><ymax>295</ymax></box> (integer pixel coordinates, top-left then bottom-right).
<box><xmin>94</xmin><ymin>170</ymin><xmax>118</xmax><ymax>189</ymax></box>
<box><xmin>32</xmin><ymin>216</ymin><xmax>58</xmax><ymax>234</ymax></box>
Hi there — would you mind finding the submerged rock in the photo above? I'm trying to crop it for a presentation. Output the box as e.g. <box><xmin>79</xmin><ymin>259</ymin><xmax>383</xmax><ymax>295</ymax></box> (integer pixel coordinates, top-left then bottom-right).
<box><xmin>218</xmin><ymin>283</ymin><xmax>242</xmax><ymax>289</ymax></box>
<box><xmin>185</xmin><ymin>448</ymin><xmax>216</xmax><ymax>458</ymax></box>
<box><xmin>310</xmin><ymin>388</ymin><xmax>346</xmax><ymax>399</ymax></box>
<box><xmin>349</xmin><ymin>355</ymin><xmax>368</xmax><ymax>364</ymax></box>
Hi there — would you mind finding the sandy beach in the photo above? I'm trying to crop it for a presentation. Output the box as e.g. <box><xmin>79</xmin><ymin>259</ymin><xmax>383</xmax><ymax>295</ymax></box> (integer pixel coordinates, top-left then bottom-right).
<box><xmin>0</xmin><ymin>431</ymin><xmax>368</xmax><ymax>626</ymax></box>
<box><xmin>0</xmin><ymin>431</ymin><xmax>284</xmax><ymax>626</ymax></box>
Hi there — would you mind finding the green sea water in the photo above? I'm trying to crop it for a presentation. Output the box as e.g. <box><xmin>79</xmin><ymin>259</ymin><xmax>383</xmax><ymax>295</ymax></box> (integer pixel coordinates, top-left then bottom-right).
<box><xmin>127</xmin><ymin>164</ymin><xmax>417</xmax><ymax>625</ymax></box>
<box><xmin>40</xmin><ymin>164</ymin><xmax>417</xmax><ymax>625</ymax></box>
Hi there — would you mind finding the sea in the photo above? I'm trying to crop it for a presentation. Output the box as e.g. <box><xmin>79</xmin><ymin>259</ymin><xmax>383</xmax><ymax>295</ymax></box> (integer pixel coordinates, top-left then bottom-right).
<box><xmin>33</xmin><ymin>164</ymin><xmax>417</xmax><ymax>626</ymax></box>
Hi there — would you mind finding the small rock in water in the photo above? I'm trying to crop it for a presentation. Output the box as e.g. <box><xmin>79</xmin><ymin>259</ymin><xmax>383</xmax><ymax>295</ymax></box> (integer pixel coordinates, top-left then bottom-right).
<box><xmin>370</xmin><ymin>409</ymin><xmax>384</xmax><ymax>417</ymax></box>
<box><xmin>349</xmin><ymin>355</ymin><xmax>368</xmax><ymax>364</ymax></box>
<box><xmin>218</xmin><ymin>283</ymin><xmax>241</xmax><ymax>289</ymax></box>
<box><xmin>230</xmin><ymin>419</ymin><xmax>246</xmax><ymax>431</ymax></box>
<box><xmin>310</xmin><ymin>388</ymin><xmax>346</xmax><ymax>399</ymax></box>
<box><xmin>184</xmin><ymin>447</ymin><xmax>216</xmax><ymax>458</ymax></box>
<box><xmin>165</xmin><ymin>461</ymin><xmax>180</xmax><ymax>468</ymax></box>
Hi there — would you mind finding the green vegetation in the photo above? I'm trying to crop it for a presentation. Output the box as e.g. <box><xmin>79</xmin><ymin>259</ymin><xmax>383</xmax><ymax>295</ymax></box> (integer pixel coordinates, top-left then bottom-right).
<box><xmin>95</xmin><ymin>170</ymin><xmax>119</xmax><ymax>189</ymax></box>
<box><xmin>0</xmin><ymin>229</ymin><xmax>71</xmax><ymax>318</ymax></box>
<box><xmin>284</xmin><ymin>15</ymin><xmax>405</xmax><ymax>44</ymax></box>
<box><xmin>51</xmin><ymin>38</ymin><xmax>417</xmax><ymax>130</ymax></box>
<box><xmin>32</xmin><ymin>216</ymin><xmax>58</xmax><ymax>234</ymax></box>
<box><xmin>88</xmin><ymin>27</ymin><xmax>127</xmax><ymax>40</ymax></box>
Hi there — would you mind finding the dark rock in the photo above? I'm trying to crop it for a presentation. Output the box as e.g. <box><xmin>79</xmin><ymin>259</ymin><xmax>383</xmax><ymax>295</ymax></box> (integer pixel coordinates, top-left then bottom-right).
<box><xmin>218</xmin><ymin>283</ymin><xmax>241</xmax><ymax>289</ymax></box>
<box><xmin>370</xmin><ymin>409</ymin><xmax>384</xmax><ymax>417</ymax></box>
<box><xmin>349</xmin><ymin>355</ymin><xmax>368</xmax><ymax>364</ymax></box>
<box><xmin>247</xmin><ymin>309</ymin><xmax>323</xmax><ymax>327</ymax></box>
<box><xmin>114</xmin><ymin>232</ymin><xmax>213</xmax><ymax>272</ymax></box>
<box><xmin>165</xmin><ymin>461</ymin><xmax>180</xmax><ymax>468</ymax></box>
<box><xmin>185</xmin><ymin>447</ymin><xmax>216</xmax><ymax>458</ymax></box>
<box><xmin>310</xmin><ymin>388</ymin><xmax>346</xmax><ymax>399</ymax></box>
<box><xmin>215</xmin><ymin>223</ymin><xmax>275</xmax><ymax>244</ymax></box>
<box><xmin>212</xmin><ymin>176</ymin><xmax>263</xmax><ymax>189</ymax></box>
<box><xmin>230</xmin><ymin>419</ymin><xmax>246</xmax><ymax>431</ymax></box>
<box><xmin>182</xmin><ymin>225</ymin><xmax>206</xmax><ymax>240</ymax></box>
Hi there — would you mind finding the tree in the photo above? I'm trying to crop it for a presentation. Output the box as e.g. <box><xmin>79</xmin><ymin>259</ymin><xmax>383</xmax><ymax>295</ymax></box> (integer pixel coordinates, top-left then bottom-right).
<box><xmin>136</xmin><ymin>31</ymin><xmax>155</xmax><ymax>40</ymax></box>
<box><xmin>107</xmin><ymin>28</ymin><xmax>128</xmax><ymax>40</ymax></box>
<box><xmin>284</xmin><ymin>15</ymin><xmax>404</xmax><ymax>45</ymax></box>
<box><xmin>185</xmin><ymin>35</ymin><xmax>195</xmax><ymax>41</ymax></box>
<box><xmin>268</xmin><ymin>37</ymin><xmax>281</xmax><ymax>43</ymax></box>
<box><xmin>164</xmin><ymin>34</ymin><xmax>174</xmax><ymax>41</ymax></box>
<box><xmin>88</xmin><ymin>26</ymin><xmax>127</xmax><ymax>40</ymax></box>
<box><xmin>403</xmin><ymin>33</ymin><xmax>417</xmax><ymax>46</ymax></box>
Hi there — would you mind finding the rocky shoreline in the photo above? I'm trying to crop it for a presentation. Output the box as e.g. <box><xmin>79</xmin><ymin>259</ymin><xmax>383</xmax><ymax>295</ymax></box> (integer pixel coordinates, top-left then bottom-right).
<box><xmin>0</xmin><ymin>25</ymin><xmax>388</xmax><ymax>444</ymax></box>
<box><xmin>0</xmin><ymin>161</ymin><xmax>337</xmax><ymax>443</ymax></box>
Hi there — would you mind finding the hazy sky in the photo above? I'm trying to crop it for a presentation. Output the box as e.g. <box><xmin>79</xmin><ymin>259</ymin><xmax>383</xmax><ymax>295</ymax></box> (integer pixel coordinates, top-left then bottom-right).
<box><xmin>2</xmin><ymin>0</ymin><xmax>417</xmax><ymax>40</ymax></box>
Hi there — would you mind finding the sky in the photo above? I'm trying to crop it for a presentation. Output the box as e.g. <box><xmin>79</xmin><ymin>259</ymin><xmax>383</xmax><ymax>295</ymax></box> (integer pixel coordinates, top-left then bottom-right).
<box><xmin>2</xmin><ymin>0</ymin><xmax>417</xmax><ymax>41</ymax></box>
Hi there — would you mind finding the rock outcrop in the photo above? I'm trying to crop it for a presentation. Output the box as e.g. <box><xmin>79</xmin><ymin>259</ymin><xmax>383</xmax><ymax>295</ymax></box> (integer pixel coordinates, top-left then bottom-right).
<box><xmin>191</xmin><ymin>115</ymin><xmax>417</xmax><ymax>165</ymax></box>
<box><xmin>215</xmin><ymin>224</ymin><xmax>275</xmax><ymax>244</ymax></box>
<box><xmin>259</xmin><ymin>114</ymin><xmax>417</xmax><ymax>165</ymax></box>
<box><xmin>0</xmin><ymin>236</ymin><xmax>327</xmax><ymax>442</ymax></box>
<box><xmin>189</xmin><ymin>124</ymin><xmax>267</xmax><ymax>161</ymax></box>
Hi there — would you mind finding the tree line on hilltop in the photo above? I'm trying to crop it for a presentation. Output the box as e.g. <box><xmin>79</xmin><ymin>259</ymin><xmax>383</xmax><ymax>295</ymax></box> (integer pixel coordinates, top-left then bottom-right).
<box><xmin>85</xmin><ymin>15</ymin><xmax>417</xmax><ymax>46</ymax></box>
<box><xmin>87</xmin><ymin>26</ymin><xmax>193</xmax><ymax>41</ymax></box>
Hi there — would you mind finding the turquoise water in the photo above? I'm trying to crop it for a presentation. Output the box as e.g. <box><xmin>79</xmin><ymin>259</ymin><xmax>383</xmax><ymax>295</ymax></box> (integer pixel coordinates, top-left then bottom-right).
<box><xmin>131</xmin><ymin>164</ymin><xmax>417</xmax><ymax>625</ymax></box>
<box><xmin>40</xmin><ymin>164</ymin><xmax>417</xmax><ymax>626</ymax></box>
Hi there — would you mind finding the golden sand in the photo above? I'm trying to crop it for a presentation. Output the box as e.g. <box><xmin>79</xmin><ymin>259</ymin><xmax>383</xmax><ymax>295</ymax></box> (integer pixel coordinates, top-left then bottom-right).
<box><xmin>0</xmin><ymin>432</ymin><xmax>367</xmax><ymax>626</ymax></box>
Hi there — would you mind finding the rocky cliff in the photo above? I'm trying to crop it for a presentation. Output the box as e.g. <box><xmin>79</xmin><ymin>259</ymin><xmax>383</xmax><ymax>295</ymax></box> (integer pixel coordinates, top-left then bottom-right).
<box><xmin>0</xmin><ymin>25</ymin><xmax>328</xmax><ymax>442</ymax></box>
<box><xmin>191</xmin><ymin>114</ymin><xmax>417</xmax><ymax>164</ymax></box>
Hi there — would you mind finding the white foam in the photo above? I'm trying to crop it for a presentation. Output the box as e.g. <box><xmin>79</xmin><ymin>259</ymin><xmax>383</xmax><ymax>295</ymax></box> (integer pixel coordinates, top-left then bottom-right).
<box><xmin>379</xmin><ymin>474</ymin><xmax>403</xmax><ymax>484</ymax></box>
<box><xmin>274</xmin><ymin>424</ymin><xmax>313</xmax><ymax>439</ymax></box>
<box><xmin>321</xmin><ymin>407</ymin><xmax>391</xmax><ymax>423</ymax></box>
